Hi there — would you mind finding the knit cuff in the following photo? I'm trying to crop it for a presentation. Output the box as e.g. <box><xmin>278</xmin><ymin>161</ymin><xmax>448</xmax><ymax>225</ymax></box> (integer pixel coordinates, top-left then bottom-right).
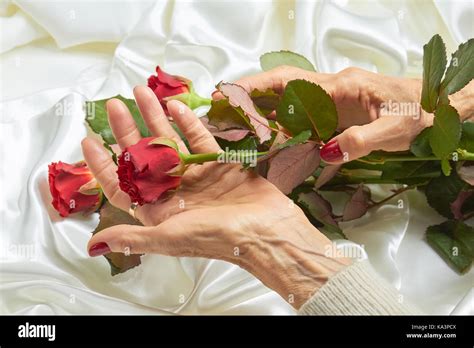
<box><xmin>298</xmin><ymin>260</ymin><xmax>420</xmax><ymax>315</ymax></box>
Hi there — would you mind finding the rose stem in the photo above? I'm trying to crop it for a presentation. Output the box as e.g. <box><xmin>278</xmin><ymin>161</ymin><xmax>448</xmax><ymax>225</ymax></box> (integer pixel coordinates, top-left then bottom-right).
<box><xmin>181</xmin><ymin>151</ymin><xmax>268</xmax><ymax>165</ymax></box>
<box><xmin>359</xmin><ymin>150</ymin><xmax>474</xmax><ymax>163</ymax></box>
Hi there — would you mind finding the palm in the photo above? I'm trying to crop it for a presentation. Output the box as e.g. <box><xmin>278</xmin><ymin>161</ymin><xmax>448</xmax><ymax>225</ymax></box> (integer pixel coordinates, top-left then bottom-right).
<box><xmin>82</xmin><ymin>86</ymin><xmax>289</xmax><ymax>230</ymax></box>
<box><xmin>140</xmin><ymin>161</ymin><xmax>284</xmax><ymax>226</ymax></box>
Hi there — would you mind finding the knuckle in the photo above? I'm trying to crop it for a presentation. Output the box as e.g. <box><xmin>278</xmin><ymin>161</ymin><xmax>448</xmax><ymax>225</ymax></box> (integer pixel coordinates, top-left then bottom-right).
<box><xmin>343</xmin><ymin>126</ymin><xmax>366</xmax><ymax>153</ymax></box>
<box><xmin>336</xmin><ymin>67</ymin><xmax>364</xmax><ymax>88</ymax></box>
<box><xmin>92</xmin><ymin>158</ymin><xmax>113</xmax><ymax>179</ymax></box>
<box><xmin>107</xmin><ymin>187</ymin><xmax>123</xmax><ymax>206</ymax></box>
<box><xmin>339</xmin><ymin>66</ymin><xmax>363</xmax><ymax>78</ymax></box>
<box><xmin>271</xmin><ymin>65</ymin><xmax>299</xmax><ymax>75</ymax></box>
<box><xmin>187</xmin><ymin>122</ymin><xmax>213</xmax><ymax>150</ymax></box>
<box><xmin>114</xmin><ymin>232</ymin><xmax>137</xmax><ymax>254</ymax></box>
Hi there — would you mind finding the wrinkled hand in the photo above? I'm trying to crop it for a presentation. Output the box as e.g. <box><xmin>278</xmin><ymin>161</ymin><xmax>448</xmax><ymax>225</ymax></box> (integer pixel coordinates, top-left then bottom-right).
<box><xmin>220</xmin><ymin>66</ymin><xmax>473</xmax><ymax>164</ymax></box>
<box><xmin>82</xmin><ymin>86</ymin><xmax>349</xmax><ymax>309</ymax></box>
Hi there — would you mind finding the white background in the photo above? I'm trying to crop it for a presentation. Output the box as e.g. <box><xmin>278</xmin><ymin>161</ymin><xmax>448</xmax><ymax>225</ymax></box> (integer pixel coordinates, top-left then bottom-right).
<box><xmin>0</xmin><ymin>0</ymin><xmax>473</xmax><ymax>314</ymax></box>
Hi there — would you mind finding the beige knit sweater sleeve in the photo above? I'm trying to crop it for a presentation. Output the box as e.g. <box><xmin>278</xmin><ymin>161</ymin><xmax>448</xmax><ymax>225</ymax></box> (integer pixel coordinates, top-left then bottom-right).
<box><xmin>298</xmin><ymin>260</ymin><xmax>421</xmax><ymax>315</ymax></box>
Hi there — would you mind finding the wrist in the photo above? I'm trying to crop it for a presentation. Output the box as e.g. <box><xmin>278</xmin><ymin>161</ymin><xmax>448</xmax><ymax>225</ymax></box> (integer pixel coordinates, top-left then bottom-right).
<box><xmin>449</xmin><ymin>80</ymin><xmax>474</xmax><ymax>121</ymax></box>
<box><xmin>246</xmin><ymin>214</ymin><xmax>352</xmax><ymax>309</ymax></box>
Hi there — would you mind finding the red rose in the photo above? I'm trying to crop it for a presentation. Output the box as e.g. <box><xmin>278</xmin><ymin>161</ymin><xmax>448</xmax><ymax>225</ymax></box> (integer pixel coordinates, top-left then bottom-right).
<box><xmin>48</xmin><ymin>161</ymin><xmax>101</xmax><ymax>217</ymax></box>
<box><xmin>117</xmin><ymin>137</ymin><xmax>182</xmax><ymax>205</ymax></box>
<box><xmin>147</xmin><ymin>66</ymin><xmax>190</xmax><ymax>113</ymax></box>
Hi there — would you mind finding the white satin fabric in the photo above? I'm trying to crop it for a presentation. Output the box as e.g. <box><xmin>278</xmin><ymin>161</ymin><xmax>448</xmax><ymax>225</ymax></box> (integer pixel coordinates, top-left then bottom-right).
<box><xmin>1</xmin><ymin>0</ymin><xmax>472</xmax><ymax>315</ymax></box>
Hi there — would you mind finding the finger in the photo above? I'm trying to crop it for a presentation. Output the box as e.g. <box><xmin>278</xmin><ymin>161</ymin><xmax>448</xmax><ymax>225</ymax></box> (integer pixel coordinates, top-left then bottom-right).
<box><xmin>133</xmin><ymin>85</ymin><xmax>189</xmax><ymax>153</ymax></box>
<box><xmin>81</xmin><ymin>137</ymin><xmax>131</xmax><ymax>211</ymax></box>
<box><xmin>86</xmin><ymin>210</ymin><xmax>241</xmax><ymax>265</ymax></box>
<box><xmin>107</xmin><ymin>98</ymin><xmax>142</xmax><ymax>150</ymax></box>
<box><xmin>212</xmin><ymin>70</ymin><xmax>283</xmax><ymax>101</ymax></box>
<box><xmin>87</xmin><ymin>218</ymin><xmax>191</xmax><ymax>256</ymax></box>
<box><xmin>320</xmin><ymin>116</ymin><xmax>431</xmax><ymax>164</ymax></box>
<box><xmin>212</xmin><ymin>66</ymin><xmax>315</xmax><ymax>101</ymax></box>
<box><xmin>167</xmin><ymin>100</ymin><xmax>221</xmax><ymax>153</ymax></box>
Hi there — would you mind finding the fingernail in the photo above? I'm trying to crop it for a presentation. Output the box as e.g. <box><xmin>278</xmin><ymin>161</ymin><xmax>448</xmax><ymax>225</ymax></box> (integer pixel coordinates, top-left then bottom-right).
<box><xmin>320</xmin><ymin>139</ymin><xmax>343</xmax><ymax>162</ymax></box>
<box><xmin>88</xmin><ymin>242</ymin><xmax>111</xmax><ymax>257</ymax></box>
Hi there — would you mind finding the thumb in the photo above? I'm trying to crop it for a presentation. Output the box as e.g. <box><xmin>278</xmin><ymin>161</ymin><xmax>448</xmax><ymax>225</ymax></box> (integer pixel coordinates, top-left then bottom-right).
<box><xmin>320</xmin><ymin>116</ymin><xmax>423</xmax><ymax>164</ymax></box>
<box><xmin>212</xmin><ymin>65</ymin><xmax>311</xmax><ymax>100</ymax></box>
<box><xmin>87</xmin><ymin>222</ymin><xmax>179</xmax><ymax>257</ymax></box>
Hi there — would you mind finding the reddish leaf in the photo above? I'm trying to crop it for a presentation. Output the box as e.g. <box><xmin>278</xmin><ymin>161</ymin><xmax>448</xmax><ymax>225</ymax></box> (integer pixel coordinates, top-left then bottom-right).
<box><xmin>267</xmin><ymin>142</ymin><xmax>320</xmax><ymax>194</ymax></box>
<box><xmin>250</xmin><ymin>88</ymin><xmax>281</xmax><ymax>116</ymax></box>
<box><xmin>218</xmin><ymin>82</ymin><xmax>271</xmax><ymax>143</ymax></box>
<box><xmin>315</xmin><ymin>164</ymin><xmax>342</xmax><ymax>189</ymax></box>
<box><xmin>298</xmin><ymin>190</ymin><xmax>337</xmax><ymax>226</ymax></box>
<box><xmin>212</xmin><ymin>129</ymin><xmax>250</xmax><ymax>141</ymax></box>
<box><xmin>200</xmin><ymin>117</ymin><xmax>249</xmax><ymax>141</ymax></box>
<box><xmin>257</xmin><ymin>130</ymin><xmax>288</xmax><ymax>162</ymax></box>
<box><xmin>458</xmin><ymin>165</ymin><xmax>474</xmax><ymax>185</ymax></box>
<box><xmin>206</xmin><ymin>99</ymin><xmax>250</xmax><ymax>131</ymax></box>
<box><xmin>93</xmin><ymin>201</ymin><xmax>143</xmax><ymax>276</ymax></box>
<box><xmin>450</xmin><ymin>190</ymin><xmax>474</xmax><ymax>220</ymax></box>
<box><xmin>258</xmin><ymin>130</ymin><xmax>311</xmax><ymax>163</ymax></box>
<box><xmin>342</xmin><ymin>185</ymin><xmax>370</xmax><ymax>221</ymax></box>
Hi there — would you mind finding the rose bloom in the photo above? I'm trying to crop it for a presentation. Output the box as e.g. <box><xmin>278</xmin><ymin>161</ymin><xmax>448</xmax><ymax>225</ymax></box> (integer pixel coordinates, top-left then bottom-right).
<box><xmin>48</xmin><ymin>161</ymin><xmax>101</xmax><ymax>217</ymax></box>
<box><xmin>147</xmin><ymin>66</ymin><xmax>189</xmax><ymax>113</ymax></box>
<box><xmin>117</xmin><ymin>137</ymin><xmax>182</xmax><ymax>205</ymax></box>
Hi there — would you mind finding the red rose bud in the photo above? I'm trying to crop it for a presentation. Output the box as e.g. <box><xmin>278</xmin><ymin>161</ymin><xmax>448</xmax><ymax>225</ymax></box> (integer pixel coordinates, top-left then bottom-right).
<box><xmin>117</xmin><ymin>137</ymin><xmax>183</xmax><ymax>205</ymax></box>
<box><xmin>48</xmin><ymin>161</ymin><xmax>102</xmax><ymax>217</ymax></box>
<box><xmin>147</xmin><ymin>66</ymin><xmax>190</xmax><ymax>113</ymax></box>
<box><xmin>147</xmin><ymin>66</ymin><xmax>211</xmax><ymax>112</ymax></box>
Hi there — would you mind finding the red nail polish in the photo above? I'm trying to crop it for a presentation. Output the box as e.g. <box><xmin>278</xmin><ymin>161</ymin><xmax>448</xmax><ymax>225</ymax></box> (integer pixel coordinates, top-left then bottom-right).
<box><xmin>320</xmin><ymin>139</ymin><xmax>343</xmax><ymax>162</ymax></box>
<box><xmin>88</xmin><ymin>242</ymin><xmax>111</xmax><ymax>257</ymax></box>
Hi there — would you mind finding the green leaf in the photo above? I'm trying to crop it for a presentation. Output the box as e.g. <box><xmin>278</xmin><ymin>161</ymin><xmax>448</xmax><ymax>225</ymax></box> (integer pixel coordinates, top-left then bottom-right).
<box><xmin>277</xmin><ymin>79</ymin><xmax>338</xmax><ymax>141</ymax></box>
<box><xmin>439</xmin><ymin>38</ymin><xmax>474</xmax><ymax>103</ymax></box>
<box><xmin>250</xmin><ymin>88</ymin><xmax>281</xmax><ymax>116</ymax></box>
<box><xmin>420</xmin><ymin>34</ymin><xmax>447</xmax><ymax>113</ymax></box>
<box><xmin>103</xmin><ymin>142</ymin><xmax>118</xmax><ymax>164</ymax></box>
<box><xmin>257</xmin><ymin>130</ymin><xmax>312</xmax><ymax>163</ymax></box>
<box><xmin>381</xmin><ymin>161</ymin><xmax>440</xmax><ymax>185</ymax></box>
<box><xmin>425</xmin><ymin>171</ymin><xmax>470</xmax><ymax>219</ymax></box>
<box><xmin>441</xmin><ymin>159</ymin><xmax>452</xmax><ymax>176</ymax></box>
<box><xmin>429</xmin><ymin>104</ymin><xmax>461</xmax><ymax>159</ymax></box>
<box><xmin>426</xmin><ymin>220</ymin><xmax>473</xmax><ymax>274</ymax></box>
<box><xmin>260</xmin><ymin>50</ymin><xmax>316</xmax><ymax>72</ymax></box>
<box><xmin>275</xmin><ymin>130</ymin><xmax>312</xmax><ymax>150</ymax></box>
<box><xmin>85</xmin><ymin>96</ymin><xmax>151</xmax><ymax>145</ymax></box>
<box><xmin>410</xmin><ymin>127</ymin><xmax>433</xmax><ymax>157</ymax></box>
<box><xmin>320</xmin><ymin>223</ymin><xmax>347</xmax><ymax>241</ymax></box>
<box><xmin>459</xmin><ymin>122</ymin><xmax>474</xmax><ymax>152</ymax></box>
<box><xmin>93</xmin><ymin>201</ymin><xmax>143</xmax><ymax>276</ymax></box>
<box><xmin>207</xmin><ymin>99</ymin><xmax>252</xmax><ymax>131</ymax></box>
<box><xmin>216</xmin><ymin>136</ymin><xmax>258</xmax><ymax>152</ymax></box>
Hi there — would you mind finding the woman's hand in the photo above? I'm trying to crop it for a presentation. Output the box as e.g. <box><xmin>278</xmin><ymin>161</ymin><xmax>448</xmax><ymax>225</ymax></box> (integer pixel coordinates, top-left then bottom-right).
<box><xmin>82</xmin><ymin>86</ymin><xmax>350</xmax><ymax>309</ymax></box>
<box><xmin>222</xmin><ymin>66</ymin><xmax>473</xmax><ymax>164</ymax></box>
